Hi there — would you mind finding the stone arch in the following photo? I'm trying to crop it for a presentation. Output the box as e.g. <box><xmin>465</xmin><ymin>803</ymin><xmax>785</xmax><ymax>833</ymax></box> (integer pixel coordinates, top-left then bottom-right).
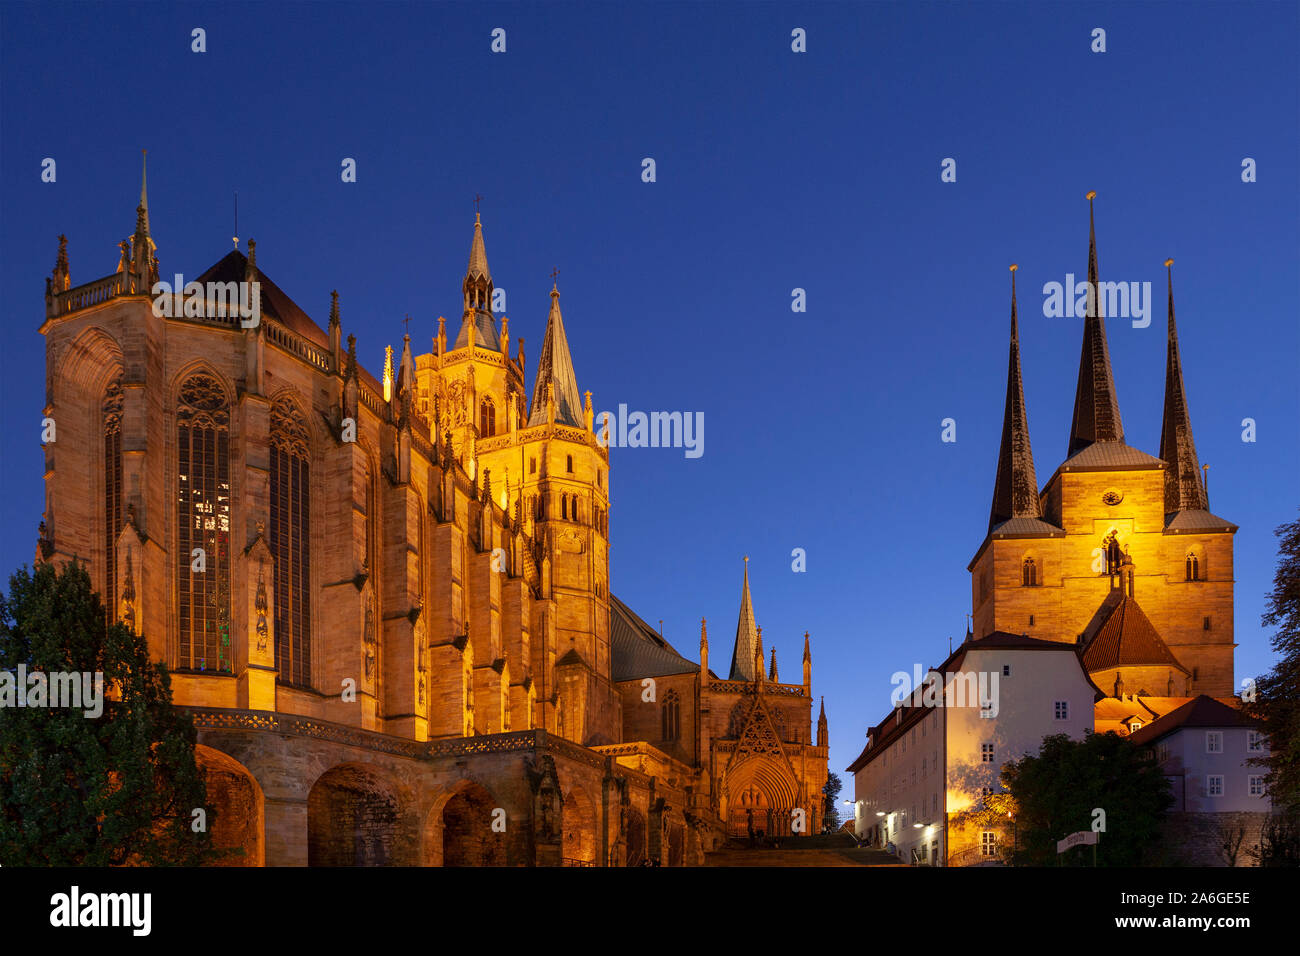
<box><xmin>561</xmin><ymin>787</ymin><xmax>597</xmax><ymax>865</ymax></box>
<box><xmin>435</xmin><ymin>780</ymin><xmax>506</xmax><ymax>867</ymax></box>
<box><xmin>723</xmin><ymin>756</ymin><xmax>801</xmax><ymax>838</ymax></box>
<box><xmin>307</xmin><ymin>762</ymin><xmax>411</xmax><ymax>866</ymax></box>
<box><xmin>54</xmin><ymin>325</ymin><xmax>125</xmax><ymax>400</ymax></box>
<box><xmin>195</xmin><ymin>745</ymin><xmax>264</xmax><ymax>866</ymax></box>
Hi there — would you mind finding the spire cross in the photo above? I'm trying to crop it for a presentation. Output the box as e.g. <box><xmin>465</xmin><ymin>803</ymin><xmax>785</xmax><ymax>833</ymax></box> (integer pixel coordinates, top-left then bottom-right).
<box><xmin>474</xmin><ymin>193</ymin><xmax>484</xmax><ymax>214</ymax></box>
<box><xmin>550</xmin><ymin>267</ymin><xmax>560</xmax><ymax>284</ymax></box>
<box><xmin>402</xmin><ymin>314</ymin><xmax>413</xmax><ymax>337</ymax></box>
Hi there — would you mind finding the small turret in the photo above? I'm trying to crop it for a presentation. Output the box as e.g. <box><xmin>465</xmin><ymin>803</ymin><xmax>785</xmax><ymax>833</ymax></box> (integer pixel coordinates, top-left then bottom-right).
<box><xmin>699</xmin><ymin>618</ymin><xmax>709</xmax><ymax>678</ymax></box>
<box><xmin>802</xmin><ymin>631</ymin><xmax>811</xmax><ymax>694</ymax></box>
<box><xmin>769</xmin><ymin>646</ymin><xmax>779</xmax><ymax>683</ymax></box>
<box><xmin>817</xmin><ymin>696</ymin><xmax>828</xmax><ymax>748</ymax></box>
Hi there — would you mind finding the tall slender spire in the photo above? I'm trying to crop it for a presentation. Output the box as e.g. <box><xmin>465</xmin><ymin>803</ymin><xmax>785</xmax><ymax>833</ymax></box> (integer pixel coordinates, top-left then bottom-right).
<box><xmin>989</xmin><ymin>264</ymin><xmax>1042</xmax><ymax>531</ymax></box>
<box><xmin>1158</xmin><ymin>259</ymin><xmax>1208</xmax><ymax>513</ymax></box>
<box><xmin>527</xmin><ymin>282</ymin><xmax>583</xmax><ymax>427</ymax></box>
<box><xmin>1068</xmin><ymin>191</ymin><xmax>1124</xmax><ymax>456</ymax></box>
<box><xmin>454</xmin><ymin>212</ymin><xmax>500</xmax><ymax>349</ymax></box>
<box><xmin>727</xmin><ymin>557</ymin><xmax>761</xmax><ymax>681</ymax></box>
<box><xmin>137</xmin><ymin>149</ymin><xmax>151</xmax><ymax>239</ymax></box>
<box><xmin>768</xmin><ymin>646</ymin><xmax>779</xmax><ymax>682</ymax></box>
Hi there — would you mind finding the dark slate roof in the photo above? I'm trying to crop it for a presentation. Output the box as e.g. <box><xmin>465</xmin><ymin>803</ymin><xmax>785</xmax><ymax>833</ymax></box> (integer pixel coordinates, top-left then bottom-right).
<box><xmin>452</xmin><ymin>308</ymin><xmax>501</xmax><ymax>351</ymax></box>
<box><xmin>1059</xmin><ymin>440</ymin><xmax>1164</xmax><ymax>471</ymax></box>
<box><xmin>1164</xmin><ymin>509</ymin><xmax>1238</xmax><ymax>533</ymax></box>
<box><xmin>990</xmin><ymin>516</ymin><xmax>1065</xmax><ymax>537</ymax></box>
<box><xmin>527</xmin><ymin>288</ymin><xmax>583</xmax><ymax>427</ymax></box>
<box><xmin>195</xmin><ymin>249</ymin><xmax>383</xmax><ymax>394</ymax></box>
<box><xmin>197</xmin><ymin>250</ymin><xmax>328</xmax><ymax>348</ymax></box>
<box><xmin>610</xmin><ymin>594</ymin><xmax>699</xmax><ymax>682</ymax></box>
<box><xmin>1067</xmin><ymin>197</ymin><xmax>1125</xmax><ymax>456</ymax></box>
<box><xmin>1126</xmin><ymin>695</ymin><xmax>1257</xmax><ymax>746</ymax></box>
<box><xmin>1159</xmin><ymin>268</ymin><xmax>1209</xmax><ymax>514</ymax></box>
<box><xmin>1083</xmin><ymin>594</ymin><xmax>1187</xmax><ymax>674</ymax></box>
<box><xmin>988</xmin><ymin>271</ymin><xmax>1043</xmax><ymax>532</ymax></box>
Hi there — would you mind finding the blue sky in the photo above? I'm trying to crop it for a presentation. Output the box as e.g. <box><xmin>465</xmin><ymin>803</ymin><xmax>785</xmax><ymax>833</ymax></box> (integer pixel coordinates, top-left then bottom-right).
<box><xmin>2</xmin><ymin>1</ymin><xmax>1296</xmax><ymax>782</ymax></box>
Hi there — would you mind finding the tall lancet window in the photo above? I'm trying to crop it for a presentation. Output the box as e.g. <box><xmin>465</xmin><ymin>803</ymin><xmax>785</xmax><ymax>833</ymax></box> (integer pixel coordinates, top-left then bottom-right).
<box><xmin>176</xmin><ymin>373</ymin><xmax>232</xmax><ymax>673</ymax></box>
<box><xmin>662</xmin><ymin>690</ymin><xmax>680</xmax><ymax>741</ymax></box>
<box><xmin>1186</xmin><ymin>553</ymin><xmax>1200</xmax><ymax>582</ymax></box>
<box><xmin>1022</xmin><ymin>557</ymin><xmax>1038</xmax><ymax>587</ymax></box>
<box><xmin>271</xmin><ymin>397</ymin><xmax>312</xmax><ymax>687</ymax></box>
<box><xmin>102</xmin><ymin>376</ymin><xmax>124</xmax><ymax>616</ymax></box>
<box><xmin>479</xmin><ymin>397</ymin><xmax>495</xmax><ymax>437</ymax></box>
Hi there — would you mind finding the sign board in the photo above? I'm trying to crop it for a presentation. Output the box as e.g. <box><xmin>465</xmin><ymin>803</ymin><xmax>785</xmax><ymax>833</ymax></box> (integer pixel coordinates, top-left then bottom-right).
<box><xmin>1056</xmin><ymin>830</ymin><xmax>1099</xmax><ymax>853</ymax></box>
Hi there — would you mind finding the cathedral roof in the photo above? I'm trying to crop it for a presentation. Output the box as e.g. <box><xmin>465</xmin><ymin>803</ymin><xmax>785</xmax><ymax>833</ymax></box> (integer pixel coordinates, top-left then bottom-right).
<box><xmin>452</xmin><ymin>309</ymin><xmax>501</xmax><ymax>351</ymax></box>
<box><xmin>527</xmin><ymin>286</ymin><xmax>583</xmax><ymax>428</ymax></box>
<box><xmin>1067</xmin><ymin>194</ymin><xmax>1126</xmax><ymax>458</ymax></box>
<box><xmin>610</xmin><ymin>594</ymin><xmax>699</xmax><ymax>682</ymax></box>
<box><xmin>1082</xmin><ymin>593</ymin><xmax>1187</xmax><ymax>674</ymax></box>
<box><xmin>197</xmin><ymin>249</ymin><xmax>330</xmax><ymax>349</ymax></box>
<box><xmin>988</xmin><ymin>516</ymin><xmax>1065</xmax><ymax>537</ymax></box>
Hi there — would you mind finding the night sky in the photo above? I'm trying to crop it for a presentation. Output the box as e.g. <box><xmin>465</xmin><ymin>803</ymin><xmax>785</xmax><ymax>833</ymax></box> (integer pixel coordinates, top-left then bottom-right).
<box><xmin>2</xmin><ymin>1</ymin><xmax>1296</xmax><ymax>781</ymax></box>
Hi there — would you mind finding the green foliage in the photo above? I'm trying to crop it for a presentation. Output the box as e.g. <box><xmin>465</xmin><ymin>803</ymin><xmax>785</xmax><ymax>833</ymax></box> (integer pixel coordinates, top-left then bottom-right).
<box><xmin>822</xmin><ymin>771</ymin><xmax>843</xmax><ymax>832</ymax></box>
<box><xmin>0</xmin><ymin>560</ymin><xmax>213</xmax><ymax>865</ymax></box>
<box><xmin>1250</xmin><ymin>807</ymin><xmax>1300</xmax><ymax>866</ymax></box>
<box><xmin>999</xmin><ymin>731</ymin><xmax>1173</xmax><ymax>866</ymax></box>
<box><xmin>1245</xmin><ymin>513</ymin><xmax>1300</xmax><ymax>815</ymax></box>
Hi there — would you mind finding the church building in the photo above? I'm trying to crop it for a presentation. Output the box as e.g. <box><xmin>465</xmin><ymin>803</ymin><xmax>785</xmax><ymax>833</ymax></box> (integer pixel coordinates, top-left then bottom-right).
<box><xmin>34</xmin><ymin>158</ymin><xmax>828</xmax><ymax>866</ymax></box>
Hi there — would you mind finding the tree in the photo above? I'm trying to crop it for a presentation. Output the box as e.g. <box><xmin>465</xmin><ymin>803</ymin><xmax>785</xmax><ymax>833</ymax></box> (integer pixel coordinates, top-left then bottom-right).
<box><xmin>999</xmin><ymin>732</ymin><xmax>1173</xmax><ymax>866</ymax></box>
<box><xmin>1245</xmin><ymin>513</ymin><xmax>1300</xmax><ymax>815</ymax></box>
<box><xmin>822</xmin><ymin>772</ymin><xmax>843</xmax><ymax>832</ymax></box>
<box><xmin>0</xmin><ymin>560</ymin><xmax>214</xmax><ymax>865</ymax></box>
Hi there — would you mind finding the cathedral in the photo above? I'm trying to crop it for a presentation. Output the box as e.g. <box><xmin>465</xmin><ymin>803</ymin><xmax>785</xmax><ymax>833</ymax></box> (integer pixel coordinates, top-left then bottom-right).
<box><xmin>971</xmin><ymin>194</ymin><xmax>1237</xmax><ymax>700</ymax></box>
<box><xmin>34</xmin><ymin>159</ymin><xmax>828</xmax><ymax>866</ymax></box>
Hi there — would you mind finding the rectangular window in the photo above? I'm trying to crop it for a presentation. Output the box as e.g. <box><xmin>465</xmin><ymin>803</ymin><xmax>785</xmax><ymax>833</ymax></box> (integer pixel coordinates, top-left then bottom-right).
<box><xmin>1248</xmin><ymin>731</ymin><xmax>1265</xmax><ymax>752</ymax></box>
<box><xmin>1054</xmin><ymin>701</ymin><xmax>1068</xmax><ymax>720</ymax></box>
<box><xmin>1206</xmin><ymin>775</ymin><xmax>1223</xmax><ymax>797</ymax></box>
<box><xmin>981</xmin><ymin>743</ymin><xmax>994</xmax><ymax>763</ymax></box>
<box><xmin>1206</xmin><ymin>732</ymin><xmax>1223</xmax><ymax>754</ymax></box>
<box><xmin>1249</xmin><ymin>776</ymin><xmax>1265</xmax><ymax>797</ymax></box>
<box><xmin>981</xmin><ymin>831</ymin><xmax>997</xmax><ymax>856</ymax></box>
<box><xmin>1002</xmin><ymin>664</ymin><xmax>1011</xmax><ymax>677</ymax></box>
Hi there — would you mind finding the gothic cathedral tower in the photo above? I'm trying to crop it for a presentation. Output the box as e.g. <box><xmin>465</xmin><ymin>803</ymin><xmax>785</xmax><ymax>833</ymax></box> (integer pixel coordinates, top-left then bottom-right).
<box><xmin>968</xmin><ymin>195</ymin><xmax>1237</xmax><ymax>697</ymax></box>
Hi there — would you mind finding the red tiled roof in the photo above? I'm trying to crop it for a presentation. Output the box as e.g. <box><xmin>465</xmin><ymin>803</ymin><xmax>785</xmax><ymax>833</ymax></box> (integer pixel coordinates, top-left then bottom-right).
<box><xmin>1083</xmin><ymin>594</ymin><xmax>1187</xmax><ymax>673</ymax></box>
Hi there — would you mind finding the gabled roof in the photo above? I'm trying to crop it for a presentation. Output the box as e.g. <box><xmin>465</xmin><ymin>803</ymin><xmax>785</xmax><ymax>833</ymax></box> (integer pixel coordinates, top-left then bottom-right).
<box><xmin>1082</xmin><ymin>594</ymin><xmax>1187</xmax><ymax>674</ymax></box>
<box><xmin>1126</xmin><ymin>695</ymin><xmax>1256</xmax><ymax>746</ymax></box>
<box><xmin>610</xmin><ymin>594</ymin><xmax>698</xmax><ymax>682</ymax></box>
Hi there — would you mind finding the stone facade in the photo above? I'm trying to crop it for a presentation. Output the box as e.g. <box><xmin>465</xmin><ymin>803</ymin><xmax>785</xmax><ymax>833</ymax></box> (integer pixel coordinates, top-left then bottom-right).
<box><xmin>35</xmin><ymin>173</ymin><xmax>826</xmax><ymax>865</ymax></box>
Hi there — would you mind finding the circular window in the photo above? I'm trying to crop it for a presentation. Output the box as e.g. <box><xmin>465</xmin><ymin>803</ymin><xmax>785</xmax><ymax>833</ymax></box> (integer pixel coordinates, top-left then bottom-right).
<box><xmin>1101</xmin><ymin>489</ymin><xmax>1123</xmax><ymax>506</ymax></box>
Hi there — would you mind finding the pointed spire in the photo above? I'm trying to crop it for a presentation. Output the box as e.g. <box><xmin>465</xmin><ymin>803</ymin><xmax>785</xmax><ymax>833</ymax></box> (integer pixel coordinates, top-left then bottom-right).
<box><xmin>528</xmin><ymin>282</ymin><xmax>583</xmax><ymax>427</ymax></box>
<box><xmin>454</xmin><ymin>212</ymin><xmax>499</xmax><ymax>349</ymax></box>
<box><xmin>1158</xmin><ymin>259</ymin><xmax>1208</xmax><ymax>513</ymax></box>
<box><xmin>344</xmin><ymin>333</ymin><xmax>358</xmax><ymax>382</ymax></box>
<box><xmin>728</xmin><ymin>556</ymin><xmax>761</xmax><ymax>681</ymax></box>
<box><xmin>769</xmin><ymin>646</ymin><xmax>779</xmax><ymax>682</ymax></box>
<box><xmin>1068</xmin><ymin>191</ymin><xmax>1125</xmax><ymax>457</ymax></box>
<box><xmin>817</xmin><ymin>696</ymin><xmax>828</xmax><ymax>748</ymax></box>
<box><xmin>989</xmin><ymin>264</ymin><xmax>1042</xmax><ymax>531</ymax></box>
<box><xmin>383</xmin><ymin>344</ymin><xmax>394</xmax><ymax>403</ymax></box>
<box><xmin>52</xmin><ymin>234</ymin><xmax>70</xmax><ymax>291</ymax></box>
<box><xmin>700</xmin><ymin>618</ymin><xmax>710</xmax><ymax>675</ymax></box>
<box><xmin>138</xmin><ymin>150</ymin><xmax>151</xmax><ymax>236</ymax></box>
<box><xmin>397</xmin><ymin>332</ymin><xmax>416</xmax><ymax>419</ymax></box>
<box><xmin>329</xmin><ymin>290</ymin><xmax>340</xmax><ymax>329</ymax></box>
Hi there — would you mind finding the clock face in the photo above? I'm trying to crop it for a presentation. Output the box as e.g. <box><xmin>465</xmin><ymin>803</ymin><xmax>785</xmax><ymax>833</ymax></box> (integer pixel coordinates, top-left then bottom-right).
<box><xmin>1101</xmin><ymin>489</ymin><xmax>1124</xmax><ymax>506</ymax></box>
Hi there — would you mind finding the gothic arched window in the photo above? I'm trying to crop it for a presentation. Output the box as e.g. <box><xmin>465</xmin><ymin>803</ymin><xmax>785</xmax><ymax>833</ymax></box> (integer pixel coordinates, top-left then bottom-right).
<box><xmin>562</xmin><ymin>495</ymin><xmax>568</xmax><ymax>520</ymax></box>
<box><xmin>662</xmin><ymin>690</ymin><xmax>680</xmax><ymax>741</ymax></box>
<box><xmin>479</xmin><ymin>398</ymin><xmax>495</xmax><ymax>438</ymax></box>
<box><xmin>103</xmin><ymin>377</ymin><xmax>124</xmax><ymax>616</ymax></box>
<box><xmin>1022</xmin><ymin>557</ymin><xmax>1038</xmax><ymax>587</ymax></box>
<box><xmin>1186</xmin><ymin>553</ymin><xmax>1200</xmax><ymax>582</ymax></box>
<box><xmin>176</xmin><ymin>372</ymin><xmax>232</xmax><ymax>673</ymax></box>
<box><xmin>271</xmin><ymin>397</ymin><xmax>312</xmax><ymax>688</ymax></box>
